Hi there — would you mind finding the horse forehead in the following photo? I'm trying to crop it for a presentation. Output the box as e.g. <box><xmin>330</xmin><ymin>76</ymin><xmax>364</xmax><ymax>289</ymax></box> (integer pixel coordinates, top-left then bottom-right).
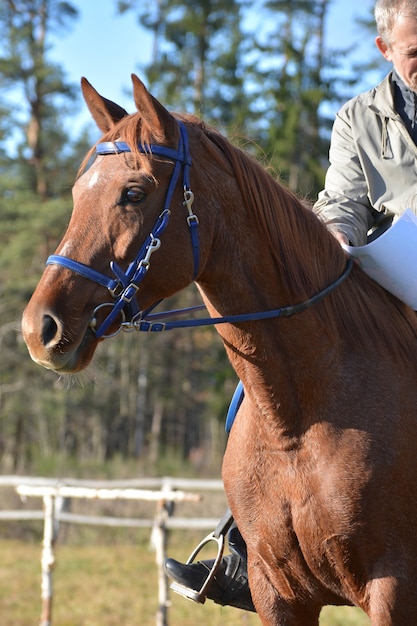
<box><xmin>84</xmin><ymin>169</ymin><xmax>101</xmax><ymax>189</ymax></box>
<box><xmin>74</xmin><ymin>156</ymin><xmax>125</xmax><ymax>196</ymax></box>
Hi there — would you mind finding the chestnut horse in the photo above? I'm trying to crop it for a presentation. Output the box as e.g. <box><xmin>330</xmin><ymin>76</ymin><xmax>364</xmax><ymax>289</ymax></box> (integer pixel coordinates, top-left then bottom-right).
<box><xmin>22</xmin><ymin>75</ymin><xmax>417</xmax><ymax>625</ymax></box>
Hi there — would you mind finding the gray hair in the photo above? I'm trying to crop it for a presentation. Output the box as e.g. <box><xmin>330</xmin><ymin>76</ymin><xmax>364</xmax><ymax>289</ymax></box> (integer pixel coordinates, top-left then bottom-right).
<box><xmin>374</xmin><ymin>0</ymin><xmax>417</xmax><ymax>45</ymax></box>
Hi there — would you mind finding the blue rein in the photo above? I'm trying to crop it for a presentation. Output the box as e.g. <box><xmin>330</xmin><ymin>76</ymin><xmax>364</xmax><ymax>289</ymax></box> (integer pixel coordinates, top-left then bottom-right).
<box><xmin>123</xmin><ymin>257</ymin><xmax>354</xmax><ymax>332</ymax></box>
<box><xmin>47</xmin><ymin>120</ymin><xmax>200</xmax><ymax>338</ymax></box>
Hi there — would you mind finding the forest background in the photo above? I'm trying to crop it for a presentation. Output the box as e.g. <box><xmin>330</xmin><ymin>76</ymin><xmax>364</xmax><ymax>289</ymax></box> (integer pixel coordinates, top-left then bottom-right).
<box><xmin>0</xmin><ymin>0</ymin><xmax>382</xmax><ymax>479</ymax></box>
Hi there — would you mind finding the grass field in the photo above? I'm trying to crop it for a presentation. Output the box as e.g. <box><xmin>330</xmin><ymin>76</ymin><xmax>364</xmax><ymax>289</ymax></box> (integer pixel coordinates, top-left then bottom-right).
<box><xmin>0</xmin><ymin>532</ymin><xmax>371</xmax><ymax>626</ymax></box>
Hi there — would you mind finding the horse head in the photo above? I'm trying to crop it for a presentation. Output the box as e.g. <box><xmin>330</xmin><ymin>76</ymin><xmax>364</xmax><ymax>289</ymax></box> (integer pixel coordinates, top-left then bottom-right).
<box><xmin>21</xmin><ymin>75</ymin><xmax>204</xmax><ymax>372</ymax></box>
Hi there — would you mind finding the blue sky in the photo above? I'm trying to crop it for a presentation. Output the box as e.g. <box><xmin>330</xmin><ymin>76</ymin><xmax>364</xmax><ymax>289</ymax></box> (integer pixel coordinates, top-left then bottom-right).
<box><xmin>51</xmin><ymin>0</ymin><xmax>378</xmax><ymax>133</ymax></box>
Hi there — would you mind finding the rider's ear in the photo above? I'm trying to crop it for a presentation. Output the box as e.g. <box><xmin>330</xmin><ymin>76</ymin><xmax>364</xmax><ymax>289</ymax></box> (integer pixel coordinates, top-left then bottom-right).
<box><xmin>375</xmin><ymin>36</ymin><xmax>392</xmax><ymax>61</ymax></box>
<box><xmin>81</xmin><ymin>77</ymin><xmax>129</xmax><ymax>133</ymax></box>
<box><xmin>131</xmin><ymin>74</ymin><xmax>177</xmax><ymax>142</ymax></box>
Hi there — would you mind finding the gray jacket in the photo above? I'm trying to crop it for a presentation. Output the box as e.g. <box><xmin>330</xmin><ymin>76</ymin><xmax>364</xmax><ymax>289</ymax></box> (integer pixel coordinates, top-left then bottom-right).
<box><xmin>314</xmin><ymin>72</ymin><xmax>417</xmax><ymax>246</ymax></box>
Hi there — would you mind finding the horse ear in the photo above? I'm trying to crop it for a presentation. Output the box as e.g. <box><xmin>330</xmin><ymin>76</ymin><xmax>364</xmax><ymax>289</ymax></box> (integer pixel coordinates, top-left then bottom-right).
<box><xmin>131</xmin><ymin>74</ymin><xmax>176</xmax><ymax>140</ymax></box>
<box><xmin>81</xmin><ymin>77</ymin><xmax>128</xmax><ymax>133</ymax></box>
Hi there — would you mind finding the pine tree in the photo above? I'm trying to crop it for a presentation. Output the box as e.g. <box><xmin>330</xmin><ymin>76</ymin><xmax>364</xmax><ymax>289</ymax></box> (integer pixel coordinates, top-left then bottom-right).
<box><xmin>0</xmin><ymin>0</ymin><xmax>79</xmax><ymax>198</ymax></box>
<box><xmin>118</xmin><ymin>0</ymin><xmax>251</xmax><ymax>130</ymax></box>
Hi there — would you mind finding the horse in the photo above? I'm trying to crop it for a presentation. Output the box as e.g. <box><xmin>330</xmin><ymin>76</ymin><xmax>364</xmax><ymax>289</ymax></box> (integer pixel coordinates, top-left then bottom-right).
<box><xmin>21</xmin><ymin>74</ymin><xmax>417</xmax><ymax>625</ymax></box>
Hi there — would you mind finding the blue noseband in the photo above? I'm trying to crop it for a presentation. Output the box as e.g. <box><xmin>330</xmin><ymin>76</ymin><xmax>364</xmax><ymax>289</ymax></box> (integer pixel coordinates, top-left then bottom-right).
<box><xmin>46</xmin><ymin>120</ymin><xmax>200</xmax><ymax>338</ymax></box>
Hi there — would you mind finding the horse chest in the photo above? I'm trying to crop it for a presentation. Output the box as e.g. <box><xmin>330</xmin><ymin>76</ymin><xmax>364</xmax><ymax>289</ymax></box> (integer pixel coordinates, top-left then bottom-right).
<box><xmin>224</xmin><ymin>414</ymin><xmax>373</xmax><ymax>550</ymax></box>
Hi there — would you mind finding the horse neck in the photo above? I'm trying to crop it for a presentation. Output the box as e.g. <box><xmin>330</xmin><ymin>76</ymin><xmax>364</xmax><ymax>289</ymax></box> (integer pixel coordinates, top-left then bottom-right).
<box><xmin>196</xmin><ymin>236</ymin><xmax>338</xmax><ymax>430</ymax></box>
<box><xmin>191</xmin><ymin>128</ymin><xmax>347</xmax><ymax>426</ymax></box>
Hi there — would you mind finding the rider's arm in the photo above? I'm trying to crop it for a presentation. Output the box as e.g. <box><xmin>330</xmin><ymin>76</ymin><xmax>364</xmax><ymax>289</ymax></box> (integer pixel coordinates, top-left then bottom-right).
<box><xmin>313</xmin><ymin>106</ymin><xmax>376</xmax><ymax>247</ymax></box>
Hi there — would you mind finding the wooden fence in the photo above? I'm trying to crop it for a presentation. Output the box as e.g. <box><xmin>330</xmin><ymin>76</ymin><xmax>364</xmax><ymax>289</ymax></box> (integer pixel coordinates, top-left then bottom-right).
<box><xmin>0</xmin><ymin>476</ymin><xmax>225</xmax><ymax>626</ymax></box>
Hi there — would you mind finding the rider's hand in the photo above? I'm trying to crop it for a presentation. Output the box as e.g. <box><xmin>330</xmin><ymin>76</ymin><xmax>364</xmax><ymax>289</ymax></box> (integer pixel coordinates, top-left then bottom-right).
<box><xmin>331</xmin><ymin>230</ymin><xmax>350</xmax><ymax>246</ymax></box>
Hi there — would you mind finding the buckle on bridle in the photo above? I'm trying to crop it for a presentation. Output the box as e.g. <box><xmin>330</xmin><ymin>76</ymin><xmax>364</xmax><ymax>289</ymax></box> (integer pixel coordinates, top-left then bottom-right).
<box><xmin>108</xmin><ymin>282</ymin><xmax>124</xmax><ymax>299</ymax></box>
<box><xmin>89</xmin><ymin>303</ymin><xmax>126</xmax><ymax>338</ymax></box>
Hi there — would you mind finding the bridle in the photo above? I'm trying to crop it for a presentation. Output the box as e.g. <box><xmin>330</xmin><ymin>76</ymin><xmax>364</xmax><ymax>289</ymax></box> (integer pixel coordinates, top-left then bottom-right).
<box><xmin>47</xmin><ymin>120</ymin><xmax>200</xmax><ymax>338</ymax></box>
<box><xmin>46</xmin><ymin>118</ymin><xmax>354</xmax><ymax>339</ymax></box>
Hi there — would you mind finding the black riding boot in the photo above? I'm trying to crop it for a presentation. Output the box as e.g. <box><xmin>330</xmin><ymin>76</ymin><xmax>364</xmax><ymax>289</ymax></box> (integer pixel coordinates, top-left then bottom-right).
<box><xmin>163</xmin><ymin>523</ymin><xmax>255</xmax><ymax>612</ymax></box>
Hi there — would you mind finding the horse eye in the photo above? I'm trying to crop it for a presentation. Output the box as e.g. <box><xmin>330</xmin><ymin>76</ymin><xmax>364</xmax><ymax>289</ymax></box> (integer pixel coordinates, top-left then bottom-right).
<box><xmin>123</xmin><ymin>188</ymin><xmax>146</xmax><ymax>204</ymax></box>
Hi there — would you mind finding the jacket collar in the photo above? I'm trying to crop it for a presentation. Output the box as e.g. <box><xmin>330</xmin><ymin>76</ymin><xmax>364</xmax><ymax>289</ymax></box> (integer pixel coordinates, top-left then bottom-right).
<box><xmin>371</xmin><ymin>72</ymin><xmax>401</xmax><ymax>120</ymax></box>
<box><xmin>392</xmin><ymin>68</ymin><xmax>416</xmax><ymax>103</ymax></box>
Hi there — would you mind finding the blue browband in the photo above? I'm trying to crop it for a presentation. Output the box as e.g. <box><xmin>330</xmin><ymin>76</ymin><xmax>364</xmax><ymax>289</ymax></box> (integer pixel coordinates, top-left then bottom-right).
<box><xmin>96</xmin><ymin>142</ymin><xmax>184</xmax><ymax>162</ymax></box>
<box><xmin>47</xmin><ymin>120</ymin><xmax>200</xmax><ymax>338</ymax></box>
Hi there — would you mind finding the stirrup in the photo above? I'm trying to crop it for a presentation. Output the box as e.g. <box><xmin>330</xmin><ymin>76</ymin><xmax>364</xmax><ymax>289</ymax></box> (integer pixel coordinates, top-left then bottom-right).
<box><xmin>170</xmin><ymin>531</ymin><xmax>226</xmax><ymax>603</ymax></box>
<box><xmin>169</xmin><ymin>507</ymin><xmax>234</xmax><ymax>604</ymax></box>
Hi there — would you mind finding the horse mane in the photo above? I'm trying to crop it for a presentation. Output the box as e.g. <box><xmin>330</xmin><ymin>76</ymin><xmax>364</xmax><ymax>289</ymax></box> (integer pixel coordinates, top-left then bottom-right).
<box><xmin>183</xmin><ymin>116</ymin><xmax>417</xmax><ymax>366</ymax></box>
<box><xmin>79</xmin><ymin>109</ymin><xmax>417</xmax><ymax>366</ymax></box>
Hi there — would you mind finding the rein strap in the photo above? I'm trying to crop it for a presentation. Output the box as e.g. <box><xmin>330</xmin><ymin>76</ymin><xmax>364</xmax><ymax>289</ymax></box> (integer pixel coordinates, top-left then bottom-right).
<box><xmin>123</xmin><ymin>259</ymin><xmax>354</xmax><ymax>333</ymax></box>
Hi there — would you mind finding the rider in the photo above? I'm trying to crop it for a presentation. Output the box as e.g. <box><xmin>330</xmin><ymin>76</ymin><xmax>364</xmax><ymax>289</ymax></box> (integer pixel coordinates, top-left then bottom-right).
<box><xmin>163</xmin><ymin>0</ymin><xmax>417</xmax><ymax>611</ymax></box>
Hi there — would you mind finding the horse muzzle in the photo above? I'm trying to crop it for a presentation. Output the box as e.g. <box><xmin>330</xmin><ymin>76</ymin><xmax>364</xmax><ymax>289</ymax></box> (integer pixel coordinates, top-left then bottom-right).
<box><xmin>21</xmin><ymin>303</ymin><xmax>99</xmax><ymax>373</ymax></box>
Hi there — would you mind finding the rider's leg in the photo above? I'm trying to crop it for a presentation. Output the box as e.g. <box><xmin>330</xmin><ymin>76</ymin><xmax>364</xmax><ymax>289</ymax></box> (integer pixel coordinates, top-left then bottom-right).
<box><xmin>164</xmin><ymin>381</ymin><xmax>254</xmax><ymax>612</ymax></box>
<box><xmin>164</xmin><ymin>522</ymin><xmax>254</xmax><ymax>612</ymax></box>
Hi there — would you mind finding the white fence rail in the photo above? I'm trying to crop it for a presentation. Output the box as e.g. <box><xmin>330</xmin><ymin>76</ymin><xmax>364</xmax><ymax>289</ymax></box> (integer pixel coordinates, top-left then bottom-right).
<box><xmin>0</xmin><ymin>476</ymin><xmax>225</xmax><ymax>626</ymax></box>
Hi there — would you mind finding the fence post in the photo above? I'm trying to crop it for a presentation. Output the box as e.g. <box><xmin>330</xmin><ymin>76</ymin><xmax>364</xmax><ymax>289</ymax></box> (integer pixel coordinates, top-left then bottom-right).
<box><xmin>39</xmin><ymin>493</ymin><xmax>56</xmax><ymax>626</ymax></box>
<box><xmin>151</xmin><ymin>479</ymin><xmax>174</xmax><ymax>626</ymax></box>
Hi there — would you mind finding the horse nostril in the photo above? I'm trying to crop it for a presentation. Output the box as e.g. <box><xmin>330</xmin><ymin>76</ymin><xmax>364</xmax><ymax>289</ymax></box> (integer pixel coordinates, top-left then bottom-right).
<box><xmin>41</xmin><ymin>314</ymin><xmax>59</xmax><ymax>346</ymax></box>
